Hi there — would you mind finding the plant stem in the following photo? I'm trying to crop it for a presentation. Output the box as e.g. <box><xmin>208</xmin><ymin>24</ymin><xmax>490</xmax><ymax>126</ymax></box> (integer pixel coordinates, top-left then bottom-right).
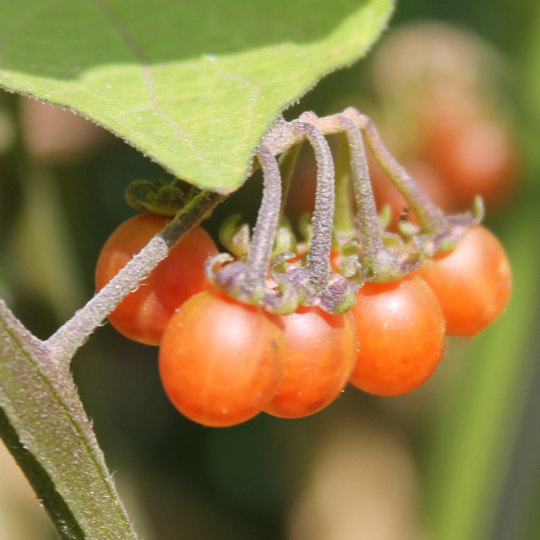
<box><xmin>261</xmin><ymin>110</ymin><xmax>448</xmax><ymax>236</ymax></box>
<box><xmin>336</xmin><ymin>114</ymin><xmax>409</xmax><ymax>282</ymax></box>
<box><xmin>0</xmin><ymin>189</ymin><xmax>223</xmax><ymax>538</ymax></box>
<box><xmin>343</xmin><ymin>108</ymin><xmax>447</xmax><ymax>234</ymax></box>
<box><xmin>294</xmin><ymin>116</ymin><xmax>335</xmax><ymax>293</ymax></box>
<box><xmin>159</xmin><ymin>190</ymin><xmax>224</xmax><ymax>248</ymax></box>
<box><xmin>46</xmin><ymin>190</ymin><xmax>223</xmax><ymax>366</ymax></box>
<box><xmin>0</xmin><ymin>300</ymin><xmax>138</xmax><ymax>540</ymax></box>
<box><xmin>243</xmin><ymin>145</ymin><xmax>282</xmax><ymax>295</ymax></box>
<box><xmin>337</xmin><ymin>115</ymin><xmax>392</xmax><ymax>275</ymax></box>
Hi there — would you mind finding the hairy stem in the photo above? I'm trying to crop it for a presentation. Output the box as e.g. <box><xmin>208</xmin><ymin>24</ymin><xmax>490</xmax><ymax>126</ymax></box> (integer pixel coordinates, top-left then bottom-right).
<box><xmin>0</xmin><ymin>300</ymin><xmax>138</xmax><ymax>540</ymax></box>
<box><xmin>294</xmin><ymin>115</ymin><xmax>335</xmax><ymax>293</ymax></box>
<box><xmin>343</xmin><ymin>108</ymin><xmax>447</xmax><ymax>234</ymax></box>
<box><xmin>46</xmin><ymin>190</ymin><xmax>223</xmax><ymax>366</ymax></box>
<box><xmin>338</xmin><ymin>116</ymin><xmax>384</xmax><ymax>263</ymax></box>
<box><xmin>243</xmin><ymin>146</ymin><xmax>282</xmax><ymax>294</ymax></box>
<box><xmin>338</xmin><ymin>115</ymin><xmax>404</xmax><ymax>282</ymax></box>
<box><xmin>261</xmin><ymin>109</ymin><xmax>448</xmax><ymax>236</ymax></box>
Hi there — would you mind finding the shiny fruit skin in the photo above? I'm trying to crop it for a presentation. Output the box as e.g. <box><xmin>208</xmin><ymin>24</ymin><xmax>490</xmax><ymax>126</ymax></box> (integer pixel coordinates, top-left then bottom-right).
<box><xmin>265</xmin><ymin>307</ymin><xmax>358</xmax><ymax>418</ymax></box>
<box><xmin>349</xmin><ymin>276</ymin><xmax>446</xmax><ymax>396</ymax></box>
<box><xmin>96</xmin><ymin>214</ymin><xmax>217</xmax><ymax>345</ymax></box>
<box><xmin>159</xmin><ymin>289</ymin><xmax>287</xmax><ymax>427</ymax></box>
<box><xmin>415</xmin><ymin>225</ymin><xmax>512</xmax><ymax>337</ymax></box>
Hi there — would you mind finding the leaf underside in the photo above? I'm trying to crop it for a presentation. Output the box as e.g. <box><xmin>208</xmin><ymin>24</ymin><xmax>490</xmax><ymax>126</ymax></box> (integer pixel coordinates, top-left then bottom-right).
<box><xmin>0</xmin><ymin>0</ymin><xmax>393</xmax><ymax>193</ymax></box>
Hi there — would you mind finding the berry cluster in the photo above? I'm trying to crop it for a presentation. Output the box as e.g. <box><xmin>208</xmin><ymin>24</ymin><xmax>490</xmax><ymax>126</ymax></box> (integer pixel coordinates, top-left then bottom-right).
<box><xmin>96</xmin><ymin>109</ymin><xmax>511</xmax><ymax>428</ymax></box>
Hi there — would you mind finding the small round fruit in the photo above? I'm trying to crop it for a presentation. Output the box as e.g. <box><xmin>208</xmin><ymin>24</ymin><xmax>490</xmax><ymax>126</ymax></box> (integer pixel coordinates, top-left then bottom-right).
<box><xmin>96</xmin><ymin>214</ymin><xmax>217</xmax><ymax>345</ymax></box>
<box><xmin>349</xmin><ymin>275</ymin><xmax>446</xmax><ymax>396</ymax></box>
<box><xmin>415</xmin><ymin>225</ymin><xmax>511</xmax><ymax>336</ymax></box>
<box><xmin>265</xmin><ymin>307</ymin><xmax>358</xmax><ymax>418</ymax></box>
<box><xmin>159</xmin><ymin>289</ymin><xmax>287</xmax><ymax>427</ymax></box>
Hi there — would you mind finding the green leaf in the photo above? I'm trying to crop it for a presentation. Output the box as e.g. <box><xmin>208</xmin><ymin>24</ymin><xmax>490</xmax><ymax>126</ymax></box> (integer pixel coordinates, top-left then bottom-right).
<box><xmin>0</xmin><ymin>0</ymin><xmax>393</xmax><ymax>193</ymax></box>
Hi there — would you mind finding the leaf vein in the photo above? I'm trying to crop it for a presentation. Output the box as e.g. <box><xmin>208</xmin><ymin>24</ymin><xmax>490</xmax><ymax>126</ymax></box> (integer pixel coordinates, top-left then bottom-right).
<box><xmin>92</xmin><ymin>0</ymin><xmax>212</xmax><ymax>173</ymax></box>
<box><xmin>214</xmin><ymin>68</ymin><xmax>261</xmax><ymax>152</ymax></box>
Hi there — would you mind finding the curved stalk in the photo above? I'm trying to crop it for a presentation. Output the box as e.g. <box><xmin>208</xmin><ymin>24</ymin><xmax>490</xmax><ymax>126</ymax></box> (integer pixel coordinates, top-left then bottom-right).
<box><xmin>293</xmin><ymin>117</ymin><xmax>335</xmax><ymax>294</ymax></box>
<box><xmin>47</xmin><ymin>190</ymin><xmax>223</xmax><ymax>366</ymax></box>
<box><xmin>343</xmin><ymin>107</ymin><xmax>448</xmax><ymax>235</ymax></box>
<box><xmin>242</xmin><ymin>145</ymin><xmax>283</xmax><ymax>294</ymax></box>
<box><xmin>337</xmin><ymin>115</ymin><xmax>403</xmax><ymax>281</ymax></box>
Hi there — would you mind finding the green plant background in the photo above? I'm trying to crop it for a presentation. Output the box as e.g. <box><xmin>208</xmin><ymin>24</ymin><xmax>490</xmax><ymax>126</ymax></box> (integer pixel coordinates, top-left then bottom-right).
<box><xmin>1</xmin><ymin>0</ymin><xmax>540</xmax><ymax>539</ymax></box>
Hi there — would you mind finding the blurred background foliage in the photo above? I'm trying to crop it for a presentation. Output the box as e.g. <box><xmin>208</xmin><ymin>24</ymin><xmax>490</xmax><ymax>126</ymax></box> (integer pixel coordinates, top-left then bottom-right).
<box><xmin>1</xmin><ymin>0</ymin><xmax>540</xmax><ymax>539</ymax></box>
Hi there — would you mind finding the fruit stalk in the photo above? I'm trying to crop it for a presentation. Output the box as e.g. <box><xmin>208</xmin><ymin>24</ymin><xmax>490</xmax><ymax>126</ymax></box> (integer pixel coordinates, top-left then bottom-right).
<box><xmin>338</xmin><ymin>115</ymin><xmax>404</xmax><ymax>282</ymax></box>
<box><xmin>293</xmin><ymin>116</ymin><xmax>335</xmax><ymax>294</ymax></box>
<box><xmin>47</xmin><ymin>190</ymin><xmax>223</xmax><ymax>366</ymax></box>
<box><xmin>242</xmin><ymin>145</ymin><xmax>283</xmax><ymax>296</ymax></box>
<box><xmin>343</xmin><ymin>107</ymin><xmax>448</xmax><ymax>235</ymax></box>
